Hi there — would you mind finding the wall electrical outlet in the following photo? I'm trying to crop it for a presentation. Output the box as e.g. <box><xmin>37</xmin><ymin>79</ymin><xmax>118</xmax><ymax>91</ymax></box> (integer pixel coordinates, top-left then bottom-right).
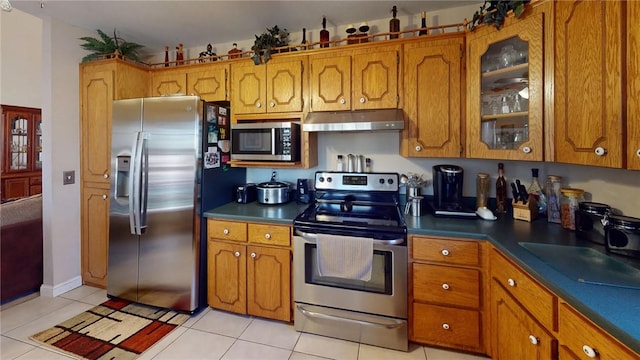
<box><xmin>63</xmin><ymin>170</ymin><xmax>75</xmax><ymax>185</ymax></box>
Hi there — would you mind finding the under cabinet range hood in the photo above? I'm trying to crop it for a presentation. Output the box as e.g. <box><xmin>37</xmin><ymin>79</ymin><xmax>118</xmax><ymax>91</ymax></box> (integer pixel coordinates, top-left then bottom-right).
<box><xmin>302</xmin><ymin>109</ymin><xmax>405</xmax><ymax>132</ymax></box>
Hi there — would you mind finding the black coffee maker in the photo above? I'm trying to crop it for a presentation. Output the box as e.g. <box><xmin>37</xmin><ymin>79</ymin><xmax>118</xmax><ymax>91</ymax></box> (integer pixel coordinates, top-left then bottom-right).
<box><xmin>431</xmin><ymin>164</ymin><xmax>476</xmax><ymax>218</ymax></box>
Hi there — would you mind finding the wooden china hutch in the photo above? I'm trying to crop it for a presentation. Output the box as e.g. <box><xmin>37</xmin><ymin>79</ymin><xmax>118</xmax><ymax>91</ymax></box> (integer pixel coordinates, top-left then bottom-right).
<box><xmin>1</xmin><ymin>105</ymin><xmax>42</xmax><ymax>201</ymax></box>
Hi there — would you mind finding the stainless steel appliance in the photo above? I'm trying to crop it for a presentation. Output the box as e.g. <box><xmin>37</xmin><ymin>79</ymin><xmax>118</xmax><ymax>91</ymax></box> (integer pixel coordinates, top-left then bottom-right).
<box><xmin>230</xmin><ymin>121</ymin><xmax>300</xmax><ymax>161</ymax></box>
<box><xmin>293</xmin><ymin>171</ymin><xmax>408</xmax><ymax>351</ymax></box>
<box><xmin>108</xmin><ymin>96</ymin><xmax>245</xmax><ymax>313</ymax></box>
<box><xmin>431</xmin><ymin>164</ymin><xmax>476</xmax><ymax>218</ymax></box>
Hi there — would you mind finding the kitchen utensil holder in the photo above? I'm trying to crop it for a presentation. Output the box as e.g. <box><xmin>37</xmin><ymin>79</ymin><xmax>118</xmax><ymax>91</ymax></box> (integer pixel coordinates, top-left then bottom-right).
<box><xmin>512</xmin><ymin>195</ymin><xmax>538</xmax><ymax>222</ymax></box>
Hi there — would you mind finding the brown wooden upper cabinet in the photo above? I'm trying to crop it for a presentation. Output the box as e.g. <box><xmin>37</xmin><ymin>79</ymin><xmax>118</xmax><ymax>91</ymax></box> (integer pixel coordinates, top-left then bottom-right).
<box><xmin>466</xmin><ymin>12</ymin><xmax>545</xmax><ymax>161</ymax></box>
<box><xmin>151</xmin><ymin>63</ymin><xmax>229</xmax><ymax>102</ymax></box>
<box><xmin>402</xmin><ymin>35</ymin><xmax>465</xmax><ymax>158</ymax></box>
<box><xmin>230</xmin><ymin>58</ymin><xmax>304</xmax><ymax>115</ymax></box>
<box><xmin>310</xmin><ymin>44</ymin><xmax>400</xmax><ymax>112</ymax></box>
<box><xmin>554</xmin><ymin>0</ymin><xmax>624</xmax><ymax>168</ymax></box>
<box><xmin>628</xmin><ymin>0</ymin><xmax>640</xmax><ymax>170</ymax></box>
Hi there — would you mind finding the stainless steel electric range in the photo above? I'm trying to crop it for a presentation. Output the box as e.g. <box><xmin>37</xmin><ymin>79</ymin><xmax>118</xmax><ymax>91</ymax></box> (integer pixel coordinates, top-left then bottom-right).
<box><xmin>293</xmin><ymin>171</ymin><xmax>408</xmax><ymax>351</ymax></box>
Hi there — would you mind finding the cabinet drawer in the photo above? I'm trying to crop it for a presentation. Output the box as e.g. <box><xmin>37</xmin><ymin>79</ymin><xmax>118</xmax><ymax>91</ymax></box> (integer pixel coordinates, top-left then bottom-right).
<box><xmin>208</xmin><ymin>219</ymin><xmax>247</xmax><ymax>242</ymax></box>
<box><xmin>248</xmin><ymin>223</ymin><xmax>290</xmax><ymax>247</ymax></box>
<box><xmin>412</xmin><ymin>302</ymin><xmax>481</xmax><ymax>350</ymax></box>
<box><xmin>491</xmin><ymin>249</ymin><xmax>556</xmax><ymax>331</ymax></box>
<box><xmin>412</xmin><ymin>236</ymin><xmax>480</xmax><ymax>266</ymax></box>
<box><xmin>559</xmin><ymin>302</ymin><xmax>639</xmax><ymax>360</ymax></box>
<box><xmin>413</xmin><ymin>263</ymin><xmax>480</xmax><ymax>308</ymax></box>
<box><xmin>30</xmin><ymin>176</ymin><xmax>42</xmax><ymax>185</ymax></box>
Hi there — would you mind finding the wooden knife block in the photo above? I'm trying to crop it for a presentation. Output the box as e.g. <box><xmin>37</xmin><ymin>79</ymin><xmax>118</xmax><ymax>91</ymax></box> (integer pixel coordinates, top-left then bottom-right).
<box><xmin>512</xmin><ymin>196</ymin><xmax>539</xmax><ymax>222</ymax></box>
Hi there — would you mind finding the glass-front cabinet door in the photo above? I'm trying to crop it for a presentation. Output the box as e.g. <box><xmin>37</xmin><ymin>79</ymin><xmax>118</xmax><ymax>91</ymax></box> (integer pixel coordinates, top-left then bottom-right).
<box><xmin>2</xmin><ymin>106</ymin><xmax>42</xmax><ymax>173</ymax></box>
<box><xmin>467</xmin><ymin>14</ymin><xmax>544</xmax><ymax>161</ymax></box>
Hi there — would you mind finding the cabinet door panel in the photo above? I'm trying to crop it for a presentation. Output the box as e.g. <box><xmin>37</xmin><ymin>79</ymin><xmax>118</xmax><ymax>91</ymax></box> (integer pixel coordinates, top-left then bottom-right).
<box><xmin>208</xmin><ymin>241</ymin><xmax>246</xmax><ymax>314</ymax></box>
<box><xmin>491</xmin><ymin>281</ymin><xmax>556</xmax><ymax>360</ymax></box>
<box><xmin>627</xmin><ymin>1</ymin><xmax>640</xmax><ymax>170</ymax></box>
<box><xmin>81</xmin><ymin>187</ymin><xmax>110</xmax><ymax>287</ymax></box>
<box><xmin>413</xmin><ymin>263</ymin><xmax>480</xmax><ymax>308</ymax></box>
<box><xmin>3</xmin><ymin>178</ymin><xmax>30</xmax><ymax>199</ymax></box>
<box><xmin>267</xmin><ymin>60</ymin><xmax>303</xmax><ymax>113</ymax></box>
<box><xmin>555</xmin><ymin>0</ymin><xmax>623</xmax><ymax>167</ymax></box>
<box><xmin>352</xmin><ymin>49</ymin><xmax>399</xmax><ymax>110</ymax></box>
<box><xmin>187</xmin><ymin>66</ymin><xmax>228</xmax><ymax>101</ymax></box>
<box><xmin>231</xmin><ymin>62</ymin><xmax>266</xmax><ymax>114</ymax></box>
<box><xmin>412</xmin><ymin>303</ymin><xmax>481</xmax><ymax>351</ymax></box>
<box><xmin>310</xmin><ymin>55</ymin><xmax>351</xmax><ymax>111</ymax></box>
<box><xmin>405</xmin><ymin>38</ymin><xmax>463</xmax><ymax>158</ymax></box>
<box><xmin>81</xmin><ymin>70</ymin><xmax>113</xmax><ymax>183</ymax></box>
<box><xmin>151</xmin><ymin>72</ymin><xmax>187</xmax><ymax>97</ymax></box>
<box><xmin>247</xmin><ymin>246</ymin><xmax>291</xmax><ymax>321</ymax></box>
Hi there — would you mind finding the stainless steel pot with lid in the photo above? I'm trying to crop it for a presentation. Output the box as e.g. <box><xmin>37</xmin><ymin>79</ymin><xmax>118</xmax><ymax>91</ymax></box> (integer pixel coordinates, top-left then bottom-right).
<box><xmin>257</xmin><ymin>171</ymin><xmax>291</xmax><ymax>204</ymax></box>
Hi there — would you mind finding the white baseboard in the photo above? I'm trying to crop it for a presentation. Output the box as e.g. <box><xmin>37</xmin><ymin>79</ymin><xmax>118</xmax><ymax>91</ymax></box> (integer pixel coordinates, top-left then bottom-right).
<box><xmin>40</xmin><ymin>276</ymin><xmax>83</xmax><ymax>297</ymax></box>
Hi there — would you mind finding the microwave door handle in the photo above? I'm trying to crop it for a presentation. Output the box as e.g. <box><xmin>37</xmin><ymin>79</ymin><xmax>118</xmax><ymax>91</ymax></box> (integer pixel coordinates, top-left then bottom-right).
<box><xmin>271</xmin><ymin>128</ymin><xmax>277</xmax><ymax>155</ymax></box>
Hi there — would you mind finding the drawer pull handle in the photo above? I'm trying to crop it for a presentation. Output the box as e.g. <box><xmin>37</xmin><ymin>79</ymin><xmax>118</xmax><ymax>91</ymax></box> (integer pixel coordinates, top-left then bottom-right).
<box><xmin>528</xmin><ymin>335</ymin><xmax>539</xmax><ymax>345</ymax></box>
<box><xmin>507</xmin><ymin>278</ymin><xmax>516</xmax><ymax>287</ymax></box>
<box><xmin>102</xmin><ymin>194</ymin><xmax>107</xmax><ymax>200</ymax></box>
<box><xmin>582</xmin><ymin>345</ymin><xmax>598</xmax><ymax>358</ymax></box>
<box><xmin>441</xmin><ymin>249</ymin><xmax>450</xmax><ymax>256</ymax></box>
<box><xmin>442</xmin><ymin>283</ymin><xmax>450</xmax><ymax>290</ymax></box>
<box><xmin>223</xmin><ymin>229</ymin><xmax>229</xmax><ymax>235</ymax></box>
<box><xmin>265</xmin><ymin>233</ymin><xmax>271</xmax><ymax>240</ymax></box>
<box><xmin>442</xmin><ymin>323</ymin><xmax>450</xmax><ymax>330</ymax></box>
<box><xmin>234</xmin><ymin>251</ymin><xmax>240</xmax><ymax>257</ymax></box>
<box><xmin>251</xmin><ymin>252</ymin><xmax>257</xmax><ymax>258</ymax></box>
<box><xmin>594</xmin><ymin>147</ymin><xmax>607</xmax><ymax>156</ymax></box>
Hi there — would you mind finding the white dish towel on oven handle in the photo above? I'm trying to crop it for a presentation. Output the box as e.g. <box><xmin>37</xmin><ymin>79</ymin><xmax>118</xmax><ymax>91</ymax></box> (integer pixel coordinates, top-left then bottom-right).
<box><xmin>316</xmin><ymin>233</ymin><xmax>373</xmax><ymax>281</ymax></box>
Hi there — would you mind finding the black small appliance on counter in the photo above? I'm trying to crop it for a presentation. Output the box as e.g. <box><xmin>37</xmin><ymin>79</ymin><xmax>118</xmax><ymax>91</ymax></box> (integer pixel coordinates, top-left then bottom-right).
<box><xmin>236</xmin><ymin>183</ymin><xmax>257</xmax><ymax>203</ymax></box>
<box><xmin>430</xmin><ymin>164</ymin><xmax>476</xmax><ymax>218</ymax></box>
<box><xmin>296</xmin><ymin>178</ymin><xmax>311</xmax><ymax>204</ymax></box>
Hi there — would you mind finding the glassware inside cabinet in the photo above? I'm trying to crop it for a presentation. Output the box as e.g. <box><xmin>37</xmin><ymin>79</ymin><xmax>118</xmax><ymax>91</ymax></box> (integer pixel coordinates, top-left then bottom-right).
<box><xmin>35</xmin><ymin>118</ymin><xmax>42</xmax><ymax>169</ymax></box>
<box><xmin>10</xmin><ymin>115</ymin><xmax>29</xmax><ymax>170</ymax></box>
<box><xmin>479</xmin><ymin>36</ymin><xmax>530</xmax><ymax>150</ymax></box>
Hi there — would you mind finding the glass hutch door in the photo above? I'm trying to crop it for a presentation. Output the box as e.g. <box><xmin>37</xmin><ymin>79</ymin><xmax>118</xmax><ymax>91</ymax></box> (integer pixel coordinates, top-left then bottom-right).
<box><xmin>467</xmin><ymin>14</ymin><xmax>544</xmax><ymax>161</ymax></box>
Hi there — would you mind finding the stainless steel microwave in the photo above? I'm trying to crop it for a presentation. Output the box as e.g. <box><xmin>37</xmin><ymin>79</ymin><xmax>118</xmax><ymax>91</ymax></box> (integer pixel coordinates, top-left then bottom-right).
<box><xmin>231</xmin><ymin>122</ymin><xmax>300</xmax><ymax>162</ymax></box>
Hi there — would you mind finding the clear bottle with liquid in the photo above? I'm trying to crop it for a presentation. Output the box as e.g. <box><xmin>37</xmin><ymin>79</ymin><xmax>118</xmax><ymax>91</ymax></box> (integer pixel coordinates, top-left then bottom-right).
<box><xmin>528</xmin><ymin>168</ymin><xmax>547</xmax><ymax>214</ymax></box>
<box><xmin>545</xmin><ymin>175</ymin><xmax>562</xmax><ymax>223</ymax></box>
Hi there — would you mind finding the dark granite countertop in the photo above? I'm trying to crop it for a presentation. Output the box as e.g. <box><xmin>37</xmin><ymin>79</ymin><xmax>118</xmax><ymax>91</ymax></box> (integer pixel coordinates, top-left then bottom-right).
<box><xmin>204</xmin><ymin>202</ymin><xmax>640</xmax><ymax>354</ymax></box>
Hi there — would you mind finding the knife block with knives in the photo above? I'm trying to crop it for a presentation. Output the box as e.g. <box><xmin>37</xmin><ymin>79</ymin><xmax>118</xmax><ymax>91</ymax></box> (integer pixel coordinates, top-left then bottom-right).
<box><xmin>511</xmin><ymin>180</ymin><xmax>539</xmax><ymax>222</ymax></box>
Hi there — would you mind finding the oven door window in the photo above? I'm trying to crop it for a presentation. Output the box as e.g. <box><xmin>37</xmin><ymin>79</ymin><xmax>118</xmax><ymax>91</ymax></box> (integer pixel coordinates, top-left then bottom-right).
<box><xmin>231</xmin><ymin>128</ymin><xmax>273</xmax><ymax>155</ymax></box>
<box><xmin>304</xmin><ymin>243</ymin><xmax>392</xmax><ymax>294</ymax></box>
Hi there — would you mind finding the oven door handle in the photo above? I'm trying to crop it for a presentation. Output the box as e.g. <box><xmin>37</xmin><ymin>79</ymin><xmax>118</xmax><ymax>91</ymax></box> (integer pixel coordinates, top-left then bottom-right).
<box><xmin>296</xmin><ymin>305</ymin><xmax>405</xmax><ymax>330</ymax></box>
<box><xmin>295</xmin><ymin>230</ymin><xmax>405</xmax><ymax>245</ymax></box>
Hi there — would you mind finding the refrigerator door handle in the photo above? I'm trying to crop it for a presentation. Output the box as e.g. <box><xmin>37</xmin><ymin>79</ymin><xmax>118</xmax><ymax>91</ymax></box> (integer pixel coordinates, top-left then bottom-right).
<box><xmin>129</xmin><ymin>131</ymin><xmax>145</xmax><ymax>235</ymax></box>
<box><xmin>139</xmin><ymin>135</ymin><xmax>148</xmax><ymax>232</ymax></box>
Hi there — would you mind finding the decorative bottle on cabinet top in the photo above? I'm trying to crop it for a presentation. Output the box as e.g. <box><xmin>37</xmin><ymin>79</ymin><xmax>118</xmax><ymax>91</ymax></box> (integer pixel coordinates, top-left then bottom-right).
<box><xmin>320</xmin><ymin>16</ymin><xmax>330</xmax><ymax>48</ymax></box>
<box><xmin>419</xmin><ymin>11</ymin><xmax>428</xmax><ymax>36</ymax></box>
<box><xmin>389</xmin><ymin>5</ymin><xmax>400</xmax><ymax>39</ymax></box>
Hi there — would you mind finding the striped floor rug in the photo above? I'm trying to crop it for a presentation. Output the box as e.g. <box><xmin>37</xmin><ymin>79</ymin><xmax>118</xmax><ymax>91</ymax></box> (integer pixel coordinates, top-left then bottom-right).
<box><xmin>30</xmin><ymin>298</ymin><xmax>190</xmax><ymax>360</ymax></box>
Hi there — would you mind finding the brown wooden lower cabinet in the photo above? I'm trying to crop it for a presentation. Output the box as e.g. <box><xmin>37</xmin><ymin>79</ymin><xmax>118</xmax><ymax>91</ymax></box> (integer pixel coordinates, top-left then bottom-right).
<box><xmin>207</xmin><ymin>219</ymin><xmax>292</xmax><ymax>322</ymax></box>
<box><xmin>80</xmin><ymin>185</ymin><xmax>109</xmax><ymax>288</ymax></box>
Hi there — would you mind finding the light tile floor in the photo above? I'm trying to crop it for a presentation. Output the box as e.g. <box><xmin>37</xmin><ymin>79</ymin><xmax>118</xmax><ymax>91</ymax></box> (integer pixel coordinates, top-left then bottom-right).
<box><xmin>0</xmin><ymin>286</ymin><xmax>490</xmax><ymax>360</ymax></box>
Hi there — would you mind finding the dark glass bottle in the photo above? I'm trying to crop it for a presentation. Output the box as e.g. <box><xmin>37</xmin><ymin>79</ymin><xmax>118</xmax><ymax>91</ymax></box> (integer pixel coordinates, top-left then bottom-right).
<box><xmin>300</xmin><ymin>28</ymin><xmax>308</xmax><ymax>50</ymax></box>
<box><xmin>419</xmin><ymin>11</ymin><xmax>428</xmax><ymax>36</ymax></box>
<box><xmin>320</xmin><ymin>17</ymin><xmax>330</xmax><ymax>48</ymax></box>
<box><xmin>389</xmin><ymin>5</ymin><xmax>400</xmax><ymax>39</ymax></box>
<box><xmin>496</xmin><ymin>163</ymin><xmax>508</xmax><ymax>213</ymax></box>
<box><xmin>164</xmin><ymin>46</ymin><xmax>169</xmax><ymax>67</ymax></box>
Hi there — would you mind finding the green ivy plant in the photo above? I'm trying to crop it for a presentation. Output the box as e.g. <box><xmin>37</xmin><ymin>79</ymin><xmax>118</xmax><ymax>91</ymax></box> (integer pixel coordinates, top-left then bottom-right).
<box><xmin>469</xmin><ymin>0</ymin><xmax>531</xmax><ymax>31</ymax></box>
<box><xmin>251</xmin><ymin>25</ymin><xmax>289</xmax><ymax>65</ymax></box>
<box><xmin>79</xmin><ymin>29</ymin><xmax>144</xmax><ymax>63</ymax></box>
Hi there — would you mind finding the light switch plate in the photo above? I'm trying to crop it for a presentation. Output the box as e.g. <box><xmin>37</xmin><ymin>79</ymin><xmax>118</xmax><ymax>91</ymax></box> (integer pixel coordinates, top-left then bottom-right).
<box><xmin>63</xmin><ymin>170</ymin><xmax>75</xmax><ymax>185</ymax></box>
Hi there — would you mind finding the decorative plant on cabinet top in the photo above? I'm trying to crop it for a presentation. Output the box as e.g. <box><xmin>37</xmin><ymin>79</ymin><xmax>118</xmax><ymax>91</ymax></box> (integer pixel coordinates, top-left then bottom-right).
<box><xmin>79</xmin><ymin>29</ymin><xmax>145</xmax><ymax>63</ymax></box>
<box><xmin>469</xmin><ymin>0</ymin><xmax>531</xmax><ymax>31</ymax></box>
<box><xmin>251</xmin><ymin>25</ymin><xmax>289</xmax><ymax>65</ymax></box>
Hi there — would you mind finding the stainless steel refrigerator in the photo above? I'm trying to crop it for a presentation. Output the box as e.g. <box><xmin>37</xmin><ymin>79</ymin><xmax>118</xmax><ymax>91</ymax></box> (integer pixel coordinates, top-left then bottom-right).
<box><xmin>108</xmin><ymin>96</ymin><xmax>244</xmax><ymax>313</ymax></box>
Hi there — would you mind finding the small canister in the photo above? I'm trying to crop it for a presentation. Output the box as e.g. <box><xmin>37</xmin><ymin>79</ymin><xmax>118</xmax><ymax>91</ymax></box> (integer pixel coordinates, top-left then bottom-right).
<box><xmin>410</xmin><ymin>196</ymin><xmax>424</xmax><ymax>217</ymax></box>
<box><xmin>605</xmin><ymin>214</ymin><xmax>640</xmax><ymax>258</ymax></box>
<box><xmin>476</xmin><ymin>173</ymin><xmax>490</xmax><ymax>209</ymax></box>
<box><xmin>575</xmin><ymin>202</ymin><xmax>611</xmax><ymax>245</ymax></box>
<box><xmin>560</xmin><ymin>188</ymin><xmax>584</xmax><ymax>230</ymax></box>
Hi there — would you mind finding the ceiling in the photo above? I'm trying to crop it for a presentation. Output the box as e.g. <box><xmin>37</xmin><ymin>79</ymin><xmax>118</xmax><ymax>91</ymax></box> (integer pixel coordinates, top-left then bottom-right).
<box><xmin>10</xmin><ymin>0</ymin><xmax>477</xmax><ymax>57</ymax></box>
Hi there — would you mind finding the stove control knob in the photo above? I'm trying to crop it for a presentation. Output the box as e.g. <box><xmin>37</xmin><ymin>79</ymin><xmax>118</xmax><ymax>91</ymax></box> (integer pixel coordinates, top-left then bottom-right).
<box><xmin>387</xmin><ymin>178</ymin><xmax>394</xmax><ymax>185</ymax></box>
<box><xmin>327</xmin><ymin>177</ymin><xmax>333</xmax><ymax>183</ymax></box>
<box><xmin>379</xmin><ymin>178</ymin><xmax>385</xmax><ymax>184</ymax></box>
<box><xmin>318</xmin><ymin>176</ymin><xmax>325</xmax><ymax>183</ymax></box>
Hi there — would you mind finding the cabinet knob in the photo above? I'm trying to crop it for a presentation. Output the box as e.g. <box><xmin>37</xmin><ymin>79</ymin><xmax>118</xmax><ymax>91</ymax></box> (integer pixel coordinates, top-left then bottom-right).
<box><xmin>265</xmin><ymin>233</ymin><xmax>271</xmax><ymax>240</ymax></box>
<box><xmin>582</xmin><ymin>345</ymin><xmax>598</xmax><ymax>358</ymax></box>
<box><xmin>223</xmin><ymin>229</ymin><xmax>229</xmax><ymax>235</ymax></box>
<box><xmin>359</xmin><ymin>97</ymin><xmax>366</xmax><ymax>104</ymax></box>
<box><xmin>234</xmin><ymin>251</ymin><xmax>240</xmax><ymax>257</ymax></box>
<box><xmin>528</xmin><ymin>335</ymin><xmax>539</xmax><ymax>345</ymax></box>
<box><xmin>442</xmin><ymin>323</ymin><xmax>450</xmax><ymax>330</ymax></box>
<box><xmin>522</xmin><ymin>146</ymin><xmax>532</xmax><ymax>154</ymax></box>
<box><xmin>103</xmin><ymin>173</ymin><xmax>109</xmax><ymax>179</ymax></box>
<box><xmin>102</xmin><ymin>194</ymin><xmax>107</xmax><ymax>200</ymax></box>
<box><xmin>594</xmin><ymin>147</ymin><xmax>607</xmax><ymax>156</ymax></box>
<box><xmin>442</xmin><ymin>283</ymin><xmax>450</xmax><ymax>290</ymax></box>
<box><xmin>256</xmin><ymin>102</ymin><xmax>262</xmax><ymax>108</ymax></box>
<box><xmin>269</xmin><ymin>101</ymin><xmax>275</xmax><ymax>108</ymax></box>
<box><xmin>636</xmin><ymin>149</ymin><xmax>640</xmax><ymax>158</ymax></box>
<box><xmin>251</xmin><ymin>252</ymin><xmax>257</xmax><ymax>258</ymax></box>
<box><xmin>415</xmin><ymin>145</ymin><xmax>422</xmax><ymax>152</ymax></box>
<box><xmin>441</xmin><ymin>249</ymin><xmax>450</xmax><ymax>256</ymax></box>
<box><xmin>507</xmin><ymin>278</ymin><xmax>516</xmax><ymax>287</ymax></box>
<box><xmin>340</xmin><ymin>98</ymin><xmax>346</xmax><ymax>105</ymax></box>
